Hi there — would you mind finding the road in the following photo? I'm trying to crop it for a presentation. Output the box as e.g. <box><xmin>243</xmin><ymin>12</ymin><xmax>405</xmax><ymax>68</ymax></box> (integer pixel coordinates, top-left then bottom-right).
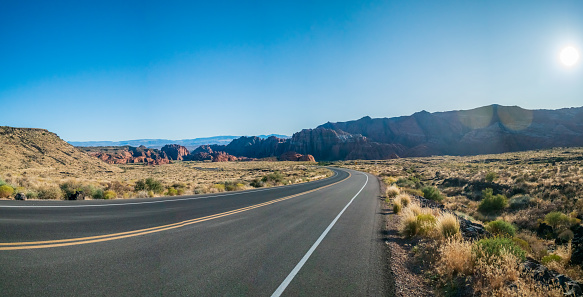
<box><xmin>0</xmin><ymin>167</ymin><xmax>390</xmax><ymax>296</ymax></box>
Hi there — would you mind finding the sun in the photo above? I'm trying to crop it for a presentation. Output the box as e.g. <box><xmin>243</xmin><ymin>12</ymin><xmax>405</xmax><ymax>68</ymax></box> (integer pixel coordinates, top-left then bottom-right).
<box><xmin>560</xmin><ymin>46</ymin><xmax>580</xmax><ymax>67</ymax></box>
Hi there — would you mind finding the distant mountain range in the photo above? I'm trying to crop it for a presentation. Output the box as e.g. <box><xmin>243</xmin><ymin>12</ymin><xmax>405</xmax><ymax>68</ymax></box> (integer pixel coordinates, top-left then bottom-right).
<box><xmin>68</xmin><ymin>134</ymin><xmax>289</xmax><ymax>151</ymax></box>
<box><xmin>201</xmin><ymin>104</ymin><xmax>583</xmax><ymax>160</ymax></box>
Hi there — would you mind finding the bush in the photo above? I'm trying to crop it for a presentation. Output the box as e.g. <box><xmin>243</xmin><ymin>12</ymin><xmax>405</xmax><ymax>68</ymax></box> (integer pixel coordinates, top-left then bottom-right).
<box><xmin>213</xmin><ymin>184</ymin><xmax>225</xmax><ymax>192</ymax></box>
<box><xmin>26</xmin><ymin>191</ymin><xmax>39</xmax><ymax>199</ymax></box>
<box><xmin>473</xmin><ymin>237</ymin><xmax>526</xmax><ymax>262</ymax></box>
<box><xmin>421</xmin><ymin>186</ymin><xmax>444</xmax><ymax>202</ymax></box>
<box><xmin>558</xmin><ymin>229</ymin><xmax>575</xmax><ymax>242</ymax></box>
<box><xmin>92</xmin><ymin>189</ymin><xmax>104</xmax><ymax>199</ymax></box>
<box><xmin>485</xmin><ymin>171</ymin><xmax>497</xmax><ymax>183</ymax></box>
<box><xmin>541</xmin><ymin>254</ymin><xmax>562</xmax><ymax>265</ymax></box>
<box><xmin>145</xmin><ymin>178</ymin><xmax>164</xmax><ymax>194</ymax></box>
<box><xmin>396</xmin><ymin>177</ymin><xmax>417</xmax><ymax>189</ymax></box>
<box><xmin>103</xmin><ymin>190</ymin><xmax>116</xmax><ymax>199</ymax></box>
<box><xmin>38</xmin><ymin>187</ymin><xmax>63</xmax><ymax>200</ymax></box>
<box><xmin>250</xmin><ymin>178</ymin><xmax>264</xmax><ymax>188</ymax></box>
<box><xmin>0</xmin><ymin>184</ymin><xmax>14</xmax><ymax>198</ymax></box>
<box><xmin>509</xmin><ymin>195</ymin><xmax>533</xmax><ymax>210</ymax></box>
<box><xmin>262</xmin><ymin>172</ymin><xmax>284</xmax><ymax>184</ymax></box>
<box><xmin>544</xmin><ymin>211</ymin><xmax>579</xmax><ymax>231</ymax></box>
<box><xmin>437</xmin><ymin>213</ymin><xmax>460</xmax><ymax>239</ymax></box>
<box><xmin>478</xmin><ymin>188</ymin><xmax>507</xmax><ymax>213</ymax></box>
<box><xmin>486</xmin><ymin>220</ymin><xmax>516</xmax><ymax>237</ymax></box>
<box><xmin>166</xmin><ymin>187</ymin><xmax>178</xmax><ymax>196</ymax></box>
<box><xmin>386</xmin><ymin>186</ymin><xmax>400</xmax><ymax>198</ymax></box>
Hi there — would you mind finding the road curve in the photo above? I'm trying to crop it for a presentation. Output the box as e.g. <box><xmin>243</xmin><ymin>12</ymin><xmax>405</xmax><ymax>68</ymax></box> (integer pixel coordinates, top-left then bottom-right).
<box><xmin>0</xmin><ymin>167</ymin><xmax>389</xmax><ymax>296</ymax></box>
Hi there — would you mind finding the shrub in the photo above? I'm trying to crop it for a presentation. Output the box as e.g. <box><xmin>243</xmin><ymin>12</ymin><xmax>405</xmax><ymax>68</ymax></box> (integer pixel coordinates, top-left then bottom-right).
<box><xmin>437</xmin><ymin>213</ymin><xmax>460</xmax><ymax>239</ymax></box>
<box><xmin>396</xmin><ymin>178</ymin><xmax>417</xmax><ymax>189</ymax></box>
<box><xmin>541</xmin><ymin>254</ymin><xmax>562</xmax><ymax>265</ymax></box>
<box><xmin>213</xmin><ymin>184</ymin><xmax>225</xmax><ymax>192</ymax></box>
<box><xmin>92</xmin><ymin>189</ymin><xmax>104</xmax><ymax>199</ymax></box>
<box><xmin>136</xmin><ymin>190</ymin><xmax>149</xmax><ymax>198</ymax></box>
<box><xmin>26</xmin><ymin>191</ymin><xmax>39</xmax><ymax>199</ymax></box>
<box><xmin>485</xmin><ymin>171</ymin><xmax>497</xmax><ymax>183</ymax></box>
<box><xmin>477</xmin><ymin>188</ymin><xmax>507</xmax><ymax>213</ymax></box>
<box><xmin>473</xmin><ymin>237</ymin><xmax>526</xmax><ymax>262</ymax></box>
<box><xmin>421</xmin><ymin>186</ymin><xmax>444</xmax><ymax>202</ymax></box>
<box><xmin>544</xmin><ymin>211</ymin><xmax>579</xmax><ymax>231</ymax></box>
<box><xmin>262</xmin><ymin>172</ymin><xmax>284</xmax><ymax>184</ymax></box>
<box><xmin>386</xmin><ymin>186</ymin><xmax>400</xmax><ymax>198</ymax></box>
<box><xmin>145</xmin><ymin>178</ymin><xmax>164</xmax><ymax>194</ymax></box>
<box><xmin>558</xmin><ymin>229</ymin><xmax>575</xmax><ymax>242</ymax></box>
<box><xmin>38</xmin><ymin>187</ymin><xmax>63</xmax><ymax>200</ymax></box>
<box><xmin>0</xmin><ymin>184</ymin><xmax>14</xmax><ymax>198</ymax></box>
<box><xmin>512</xmin><ymin>237</ymin><xmax>530</xmax><ymax>253</ymax></box>
<box><xmin>0</xmin><ymin>177</ymin><xmax>6</xmax><ymax>186</ymax></box>
<box><xmin>250</xmin><ymin>178</ymin><xmax>264</xmax><ymax>188</ymax></box>
<box><xmin>166</xmin><ymin>187</ymin><xmax>178</xmax><ymax>196</ymax></box>
<box><xmin>134</xmin><ymin>180</ymin><xmax>146</xmax><ymax>191</ymax></box>
<box><xmin>486</xmin><ymin>220</ymin><xmax>516</xmax><ymax>237</ymax></box>
<box><xmin>103</xmin><ymin>190</ymin><xmax>116</xmax><ymax>199</ymax></box>
<box><xmin>396</xmin><ymin>193</ymin><xmax>411</xmax><ymax>207</ymax></box>
<box><xmin>509</xmin><ymin>195</ymin><xmax>533</xmax><ymax>210</ymax></box>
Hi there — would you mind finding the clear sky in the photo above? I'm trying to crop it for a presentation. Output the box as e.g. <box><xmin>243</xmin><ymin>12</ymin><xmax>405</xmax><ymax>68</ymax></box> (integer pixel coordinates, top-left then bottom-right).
<box><xmin>1</xmin><ymin>0</ymin><xmax>582</xmax><ymax>141</ymax></box>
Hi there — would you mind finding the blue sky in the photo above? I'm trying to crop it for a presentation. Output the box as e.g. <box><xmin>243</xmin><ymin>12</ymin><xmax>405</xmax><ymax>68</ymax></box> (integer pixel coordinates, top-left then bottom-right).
<box><xmin>1</xmin><ymin>0</ymin><xmax>582</xmax><ymax>141</ymax></box>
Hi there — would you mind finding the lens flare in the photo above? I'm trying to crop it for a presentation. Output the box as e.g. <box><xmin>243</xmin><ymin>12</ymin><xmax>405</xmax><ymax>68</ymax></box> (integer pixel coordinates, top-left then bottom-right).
<box><xmin>560</xmin><ymin>46</ymin><xmax>580</xmax><ymax>67</ymax></box>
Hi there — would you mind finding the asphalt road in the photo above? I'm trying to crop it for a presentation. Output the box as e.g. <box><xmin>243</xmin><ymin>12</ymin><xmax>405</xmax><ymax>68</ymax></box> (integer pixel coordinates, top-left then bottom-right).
<box><xmin>0</xmin><ymin>167</ymin><xmax>390</xmax><ymax>296</ymax></box>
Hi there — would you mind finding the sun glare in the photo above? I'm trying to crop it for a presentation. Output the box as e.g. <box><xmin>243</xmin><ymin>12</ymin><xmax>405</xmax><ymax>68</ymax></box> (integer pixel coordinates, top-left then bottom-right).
<box><xmin>560</xmin><ymin>46</ymin><xmax>580</xmax><ymax>67</ymax></box>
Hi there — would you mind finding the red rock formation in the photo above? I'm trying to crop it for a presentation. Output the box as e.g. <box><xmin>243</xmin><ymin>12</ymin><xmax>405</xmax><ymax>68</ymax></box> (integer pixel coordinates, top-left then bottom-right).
<box><xmin>278</xmin><ymin>151</ymin><xmax>316</xmax><ymax>162</ymax></box>
<box><xmin>83</xmin><ymin>146</ymin><xmax>170</xmax><ymax>165</ymax></box>
<box><xmin>211</xmin><ymin>152</ymin><xmax>238</xmax><ymax>162</ymax></box>
<box><xmin>161</xmin><ymin>144</ymin><xmax>189</xmax><ymax>160</ymax></box>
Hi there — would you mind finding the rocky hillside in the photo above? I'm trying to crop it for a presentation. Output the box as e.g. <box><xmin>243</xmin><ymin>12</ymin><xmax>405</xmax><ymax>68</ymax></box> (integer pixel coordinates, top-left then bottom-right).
<box><xmin>315</xmin><ymin>104</ymin><xmax>583</xmax><ymax>158</ymax></box>
<box><xmin>0</xmin><ymin>127</ymin><xmax>122</xmax><ymax>175</ymax></box>
<box><xmin>208</xmin><ymin>105</ymin><xmax>583</xmax><ymax>161</ymax></box>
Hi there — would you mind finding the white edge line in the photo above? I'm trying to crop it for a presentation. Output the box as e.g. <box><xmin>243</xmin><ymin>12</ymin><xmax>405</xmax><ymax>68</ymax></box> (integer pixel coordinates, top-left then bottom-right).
<box><xmin>271</xmin><ymin>172</ymin><xmax>369</xmax><ymax>297</ymax></box>
<box><xmin>0</xmin><ymin>171</ymin><xmax>339</xmax><ymax>208</ymax></box>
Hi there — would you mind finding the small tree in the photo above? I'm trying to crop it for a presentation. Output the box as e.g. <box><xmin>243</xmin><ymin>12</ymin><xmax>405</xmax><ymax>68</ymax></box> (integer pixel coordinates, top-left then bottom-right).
<box><xmin>478</xmin><ymin>188</ymin><xmax>507</xmax><ymax>213</ymax></box>
<box><xmin>421</xmin><ymin>186</ymin><xmax>444</xmax><ymax>202</ymax></box>
<box><xmin>485</xmin><ymin>171</ymin><xmax>497</xmax><ymax>183</ymax></box>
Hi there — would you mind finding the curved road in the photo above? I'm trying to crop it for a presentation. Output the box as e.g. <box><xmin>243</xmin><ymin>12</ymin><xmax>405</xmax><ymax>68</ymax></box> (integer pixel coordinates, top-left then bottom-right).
<box><xmin>0</xmin><ymin>168</ymin><xmax>390</xmax><ymax>296</ymax></box>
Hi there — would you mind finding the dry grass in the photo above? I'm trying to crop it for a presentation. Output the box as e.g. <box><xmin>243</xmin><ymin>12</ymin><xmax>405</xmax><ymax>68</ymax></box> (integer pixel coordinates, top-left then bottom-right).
<box><xmin>436</xmin><ymin>212</ymin><xmax>460</xmax><ymax>239</ymax></box>
<box><xmin>0</xmin><ymin>161</ymin><xmax>332</xmax><ymax>200</ymax></box>
<box><xmin>436</xmin><ymin>238</ymin><xmax>474</xmax><ymax>279</ymax></box>
<box><xmin>386</xmin><ymin>185</ymin><xmax>400</xmax><ymax>198</ymax></box>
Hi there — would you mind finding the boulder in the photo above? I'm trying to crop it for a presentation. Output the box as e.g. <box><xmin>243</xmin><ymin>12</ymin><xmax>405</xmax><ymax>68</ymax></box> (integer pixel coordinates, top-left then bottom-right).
<box><xmin>570</xmin><ymin>225</ymin><xmax>583</xmax><ymax>266</ymax></box>
<box><xmin>15</xmin><ymin>193</ymin><xmax>26</xmax><ymax>200</ymax></box>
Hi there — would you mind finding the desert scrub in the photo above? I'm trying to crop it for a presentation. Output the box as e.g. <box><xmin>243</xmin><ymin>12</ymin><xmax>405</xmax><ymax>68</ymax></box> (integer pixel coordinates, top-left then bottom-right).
<box><xmin>37</xmin><ymin>186</ymin><xmax>62</xmax><ymax>200</ymax></box>
<box><xmin>541</xmin><ymin>254</ymin><xmax>562</xmax><ymax>265</ymax></box>
<box><xmin>486</xmin><ymin>220</ymin><xmax>516</xmax><ymax>237</ymax></box>
<box><xmin>0</xmin><ymin>184</ymin><xmax>14</xmax><ymax>198</ymax></box>
<box><xmin>421</xmin><ymin>186</ymin><xmax>444</xmax><ymax>202</ymax></box>
<box><xmin>436</xmin><ymin>239</ymin><xmax>474</xmax><ymax>279</ymax></box>
<box><xmin>400</xmin><ymin>207</ymin><xmax>437</xmax><ymax>237</ymax></box>
<box><xmin>477</xmin><ymin>188</ymin><xmax>507</xmax><ymax>213</ymax></box>
<box><xmin>544</xmin><ymin>211</ymin><xmax>580</xmax><ymax>231</ymax></box>
<box><xmin>473</xmin><ymin>237</ymin><xmax>526</xmax><ymax>262</ymax></box>
<box><xmin>103</xmin><ymin>190</ymin><xmax>116</xmax><ymax>199</ymax></box>
<box><xmin>392</xmin><ymin>195</ymin><xmax>403</xmax><ymax>214</ymax></box>
<box><xmin>396</xmin><ymin>193</ymin><xmax>411</xmax><ymax>207</ymax></box>
<box><xmin>436</xmin><ymin>212</ymin><xmax>460</xmax><ymax>239</ymax></box>
<box><xmin>166</xmin><ymin>187</ymin><xmax>178</xmax><ymax>196</ymax></box>
<box><xmin>385</xmin><ymin>185</ymin><xmax>400</xmax><ymax>198</ymax></box>
<box><xmin>134</xmin><ymin>178</ymin><xmax>165</xmax><ymax>194</ymax></box>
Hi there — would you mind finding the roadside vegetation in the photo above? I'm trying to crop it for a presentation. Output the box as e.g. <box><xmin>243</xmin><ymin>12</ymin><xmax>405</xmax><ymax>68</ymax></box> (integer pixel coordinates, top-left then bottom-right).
<box><xmin>0</xmin><ymin>161</ymin><xmax>332</xmax><ymax>200</ymax></box>
<box><xmin>337</xmin><ymin>147</ymin><xmax>583</xmax><ymax>295</ymax></box>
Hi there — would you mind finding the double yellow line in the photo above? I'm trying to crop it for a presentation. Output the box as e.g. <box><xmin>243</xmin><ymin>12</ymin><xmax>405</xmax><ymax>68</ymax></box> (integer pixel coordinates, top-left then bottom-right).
<box><xmin>0</xmin><ymin>173</ymin><xmax>350</xmax><ymax>251</ymax></box>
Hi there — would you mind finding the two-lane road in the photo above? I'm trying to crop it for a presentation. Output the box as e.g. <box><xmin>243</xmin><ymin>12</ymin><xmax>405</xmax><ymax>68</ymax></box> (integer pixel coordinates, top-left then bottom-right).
<box><xmin>0</xmin><ymin>168</ymin><xmax>390</xmax><ymax>296</ymax></box>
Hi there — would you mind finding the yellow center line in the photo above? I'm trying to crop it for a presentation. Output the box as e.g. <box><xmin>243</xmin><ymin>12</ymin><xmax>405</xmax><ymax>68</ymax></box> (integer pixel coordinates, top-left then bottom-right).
<box><xmin>0</xmin><ymin>173</ymin><xmax>351</xmax><ymax>250</ymax></box>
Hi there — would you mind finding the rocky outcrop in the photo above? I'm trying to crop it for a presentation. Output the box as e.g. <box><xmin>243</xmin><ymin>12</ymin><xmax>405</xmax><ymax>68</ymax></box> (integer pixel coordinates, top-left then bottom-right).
<box><xmin>83</xmin><ymin>146</ymin><xmax>170</xmax><ymax>165</ymax></box>
<box><xmin>15</xmin><ymin>193</ymin><xmax>26</xmax><ymax>200</ymax></box>
<box><xmin>161</xmin><ymin>144</ymin><xmax>189</xmax><ymax>160</ymax></box>
<box><xmin>278</xmin><ymin>151</ymin><xmax>316</xmax><ymax>162</ymax></box>
<box><xmin>316</xmin><ymin>105</ymin><xmax>583</xmax><ymax>158</ymax></box>
<box><xmin>211</xmin><ymin>151</ymin><xmax>238</xmax><ymax>162</ymax></box>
